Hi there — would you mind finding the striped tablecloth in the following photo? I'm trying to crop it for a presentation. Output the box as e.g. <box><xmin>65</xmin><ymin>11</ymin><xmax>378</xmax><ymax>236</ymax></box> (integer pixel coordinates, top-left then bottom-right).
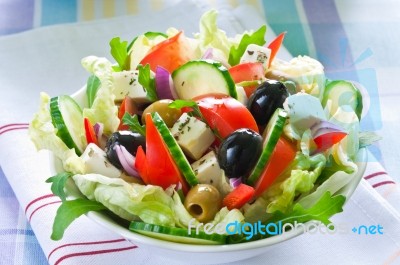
<box><xmin>1</xmin><ymin>1</ymin><xmax>399</xmax><ymax>264</ymax></box>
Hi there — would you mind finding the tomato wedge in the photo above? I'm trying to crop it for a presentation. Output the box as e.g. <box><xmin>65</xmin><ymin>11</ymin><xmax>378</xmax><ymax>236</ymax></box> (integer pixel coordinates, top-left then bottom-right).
<box><xmin>228</xmin><ymin>62</ymin><xmax>265</xmax><ymax>97</ymax></box>
<box><xmin>313</xmin><ymin>131</ymin><xmax>347</xmax><ymax>153</ymax></box>
<box><xmin>118</xmin><ymin>96</ymin><xmax>138</xmax><ymax>130</ymax></box>
<box><xmin>139</xmin><ymin>31</ymin><xmax>195</xmax><ymax>73</ymax></box>
<box><xmin>223</xmin><ymin>184</ymin><xmax>255</xmax><ymax>210</ymax></box>
<box><xmin>193</xmin><ymin>94</ymin><xmax>259</xmax><ymax>139</ymax></box>
<box><xmin>134</xmin><ymin>114</ymin><xmax>189</xmax><ymax>193</ymax></box>
<box><xmin>267</xmin><ymin>32</ymin><xmax>286</xmax><ymax>68</ymax></box>
<box><xmin>84</xmin><ymin>117</ymin><xmax>98</xmax><ymax>146</ymax></box>
<box><xmin>253</xmin><ymin>137</ymin><xmax>296</xmax><ymax>198</ymax></box>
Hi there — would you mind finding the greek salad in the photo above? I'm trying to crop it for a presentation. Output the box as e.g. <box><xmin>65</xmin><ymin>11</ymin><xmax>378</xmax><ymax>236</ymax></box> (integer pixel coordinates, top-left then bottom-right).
<box><xmin>29</xmin><ymin>10</ymin><xmax>376</xmax><ymax>245</ymax></box>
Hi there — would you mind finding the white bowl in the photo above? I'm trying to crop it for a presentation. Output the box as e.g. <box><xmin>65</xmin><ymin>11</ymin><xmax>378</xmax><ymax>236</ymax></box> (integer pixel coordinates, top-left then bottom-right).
<box><xmin>50</xmin><ymin>86</ymin><xmax>367</xmax><ymax>264</ymax></box>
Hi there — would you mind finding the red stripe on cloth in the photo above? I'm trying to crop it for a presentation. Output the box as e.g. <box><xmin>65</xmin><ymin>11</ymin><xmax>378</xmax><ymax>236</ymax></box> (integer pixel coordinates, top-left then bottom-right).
<box><xmin>54</xmin><ymin>246</ymin><xmax>138</xmax><ymax>265</ymax></box>
<box><xmin>372</xmin><ymin>181</ymin><xmax>396</xmax><ymax>189</ymax></box>
<box><xmin>364</xmin><ymin>171</ymin><xmax>387</xmax><ymax>180</ymax></box>
<box><xmin>28</xmin><ymin>200</ymin><xmax>62</xmax><ymax>222</ymax></box>
<box><xmin>48</xmin><ymin>239</ymin><xmax>128</xmax><ymax>260</ymax></box>
<box><xmin>0</xmin><ymin>126</ymin><xmax>29</xmax><ymax>135</ymax></box>
<box><xmin>0</xmin><ymin>123</ymin><xmax>29</xmax><ymax>130</ymax></box>
<box><xmin>25</xmin><ymin>194</ymin><xmax>55</xmax><ymax>214</ymax></box>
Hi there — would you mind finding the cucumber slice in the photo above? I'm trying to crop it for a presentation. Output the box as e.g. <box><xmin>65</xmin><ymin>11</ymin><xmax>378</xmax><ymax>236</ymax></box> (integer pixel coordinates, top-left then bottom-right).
<box><xmin>172</xmin><ymin>60</ymin><xmax>237</xmax><ymax>99</ymax></box>
<box><xmin>247</xmin><ymin>108</ymin><xmax>287</xmax><ymax>186</ymax></box>
<box><xmin>151</xmin><ymin>112</ymin><xmax>198</xmax><ymax>186</ymax></box>
<box><xmin>129</xmin><ymin>222</ymin><xmax>226</xmax><ymax>245</ymax></box>
<box><xmin>322</xmin><ymin>80</ymin><xmax>363</xmax><ymax>119</ymax></box>
<box><xmin>50</xmin><ymin>95</ymin><xmax>85</xmax><ymax>155</ymax></box>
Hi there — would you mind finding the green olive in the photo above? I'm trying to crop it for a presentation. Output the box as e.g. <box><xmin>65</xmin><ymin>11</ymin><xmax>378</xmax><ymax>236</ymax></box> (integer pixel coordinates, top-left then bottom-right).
<box><xmin>184</xmin><ymin>184</ymin><xmax>222</xmax><ymax>223</ymax></box>
<box><xmin>141</xmin><ymin>99</ymin><xmax>181</xmax><ymax>127</ymax></box>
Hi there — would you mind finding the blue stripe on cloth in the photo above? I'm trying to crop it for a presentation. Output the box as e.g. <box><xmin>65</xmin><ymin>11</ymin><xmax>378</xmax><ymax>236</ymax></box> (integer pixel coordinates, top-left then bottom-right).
<box><xmin>0</xmin><ymin>167</ymin><xmax>16</xmax><ymax>197</ymax></box>
<box><xmin>0</xmin><ymin>0</ymin><xmax>34</xmax><ymax>35</ymax></box>
<box><xmin>261</xmin><ymin>0</ymin><xmax>310</xmax><ymax>56</ymax></box>
<box><xmin>23</xmin><ymin>223</ymin><xmax>48</xmax><ymax>265</ymax></box>
<box><xmin>0</xmin><ymin>229</ymin><xmax>35</xmax><ymax>236</ymax></box>
<box><xmin>41</xmin><ymin>0</ymin><xmax>78</xmax><ymax>26</ymax></box>
<box><xmin>302</xmin><ymin>0</ymin><xmax>356</xmax><ymax>76</ymax></box>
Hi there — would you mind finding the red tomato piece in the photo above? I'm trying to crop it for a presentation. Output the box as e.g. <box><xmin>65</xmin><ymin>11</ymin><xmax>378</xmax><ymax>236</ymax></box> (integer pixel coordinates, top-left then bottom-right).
<box><xmin>313</xmin><ymin>131</ymin><xmax>347</xmax><ymax>153</ymax></box>
<box><xmin>253</xmin><ymin>137</ymin><xmax>296</xmax><ymax>198</ymax></box>
<box><xmin>139</xmin><ymin>31</ymin><xmax>195</xmax><ymax>73</ymax></box>
<box><xmin>118</xmin><ymin>96</ymin><xmax>138</xmax><ymax>130</ymax></box>
<box><xmin>134</xmin><ymin>114</ymin><xmax>189</xmax><ymax>193</ymax></box>
<box><xmin>267</xmin><ymin>32</ymin><xmax>286</xmax><ymax>68</ymax></box>
<box><xmin>193</xmin><ymin>94</ymin><xmax>259</xmax><ymax>139</ymax></box>
<box><xmin>84</xmin><ymin>118</ymin><xmax>98</xmax><ymax>146</ymax></box>
<box><xmin>223</xmin><ymin>184</ymin><xmax>255</xmax><ymax>210</ymax></box>
<box><xmin>228</xmin><ymin>62</ymin><xmax>265</xmax><ymax>97</ymax></box>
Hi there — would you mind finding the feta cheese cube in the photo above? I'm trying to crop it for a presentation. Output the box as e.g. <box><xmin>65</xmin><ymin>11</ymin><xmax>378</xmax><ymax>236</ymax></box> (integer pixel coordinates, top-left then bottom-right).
<box><xmin>191</xmin><ymin>151</ymin><xmax>233</xmax><ymax>197</ymax></box>
<box><xmin>171</xmin><ymin>113</ymin><xmax>215</xmax><ymax>160</ymax></box>
<box><xmin>81</xmin><ymin>143</ymin><xmax>121</xmax><ymax>178</ymax></box>
<box><xmin>240</xmin><ymin>44</ymin><xmax>271</xmax><ymax>71</ymax></box>
<box><xmin>112</xmin><ymin>70</ymin><xmax>150</xmax><ymax>103</ymax></box>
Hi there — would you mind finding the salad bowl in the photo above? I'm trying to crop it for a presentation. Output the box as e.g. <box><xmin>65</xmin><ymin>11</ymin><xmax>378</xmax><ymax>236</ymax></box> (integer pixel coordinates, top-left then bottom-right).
<box><xmin>30</xmin><ymin>10</ymin><xmax>373</xmax><ymax>265</ymax></box>
<box><xmin>48</xmin><ymin>85</ymin><xmax>367</xmax><ymax>264</ymax></box>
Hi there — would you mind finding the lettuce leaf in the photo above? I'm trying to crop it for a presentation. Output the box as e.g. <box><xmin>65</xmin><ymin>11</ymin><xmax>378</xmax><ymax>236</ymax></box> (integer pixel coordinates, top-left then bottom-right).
<box><xmin>29</xmin><ymin>93</ymin><xmax>85</xmax><ymax>174</ymax></box>
<box><xmin>264</xmin><ymin>152</ymin><xmax>327</xmax><ymax>213</ymax></box>
<box><xmin>128</xmin><ymin>34</ymin><xmax>168</xmax><ymax>70</ymax></box>
<box><xmin>81</xmin><ymin>56</ymin><xmax>119</xmax><ymax>135</ymax></box>
<box><xmin>228</xmin><ymin>25</ymin><xmax>267</xmax><ymax>66</ymax></box>
<box><xmin>72</xmin><ymin>173</ymin><xmax>176</xmax><ymax>226</ymax></box>
<box><xmin>109</xmin><ymin>37</ymin><xmax>130</xmax><ymax>71</ymax></box>
<box><xmin>51</xmin><ymin>198</ymin><xmax>106</xmax><ymax>240</ymax></box>
<box><xmin>195</xmin><ymin>10</ymin><xmax>232</xmax><ymax>61</ymax></box>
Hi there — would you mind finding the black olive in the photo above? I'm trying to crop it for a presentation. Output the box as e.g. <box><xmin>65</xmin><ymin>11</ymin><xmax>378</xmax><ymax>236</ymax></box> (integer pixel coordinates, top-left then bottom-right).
<box><xmin>217</xmin><ymin>129</ymin><xmax>263</xmax><ymax>179</ymax></box>
<box><xmin>247</xmin><ymin>80</ymin><xmax>289</xmax><ymax>126</ymax></box>
<box><xmin>105</xmin><ymin>131</ymin><xmax>146</xmax><ymax>169</ymax></box>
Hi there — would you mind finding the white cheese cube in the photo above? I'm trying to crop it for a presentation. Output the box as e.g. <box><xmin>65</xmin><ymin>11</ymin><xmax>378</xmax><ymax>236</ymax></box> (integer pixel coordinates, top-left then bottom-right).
<box><xmin>191</xmin><ymin>151</ymin><xmax>233</xmax><ymax>197</ymax></box>
<box><xmin>171</xmin><ymin>113</ymin><xmax>215</xmax><ymax>160</ymax></box>
<box><xmin>112</xmin><ymin>70</ymin><xmax>150</xmax><ymax>103</ymax></box>
<box><xmin>283</xmin><ymin>92</ymin><xmax>326</xmax><ymax>135</ymax></box>
<box><xmin>240</xmin><ymin>44</ymin><xmax>271</xmax><ymax>71</ymax></box>
<box><xmin>81</xmin><ymin>143</ymin><xmax>121</xmax><ymax>178</ymax></box>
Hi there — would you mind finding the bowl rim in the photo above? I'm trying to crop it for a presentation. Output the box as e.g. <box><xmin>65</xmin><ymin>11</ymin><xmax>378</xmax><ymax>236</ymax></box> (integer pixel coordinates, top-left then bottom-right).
<box><xmin>49</xmin><ymin>86</ymin><xmax>368</xmax><ymax>252</ymax></box>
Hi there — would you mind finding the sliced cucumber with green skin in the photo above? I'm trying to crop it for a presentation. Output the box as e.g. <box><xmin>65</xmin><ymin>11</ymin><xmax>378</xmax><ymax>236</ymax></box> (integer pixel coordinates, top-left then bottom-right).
<box><xmin>129</xmin><ymin>222</ymin><xmax>226</xmax><ymax>245</ymax></box>
<box><xmin>172</xmin><ymin>60</ymin><xmax>237</xmax><ymax>99</ymax></box>
<box><xmin>247</xmin><ymin>108</ymin><xmax>287</xmax><ymax>186</ymax></box>
<box><xmin>322</xmin><ymin>80</ymin><xmax>363</xmax><ymax>120</ymax></box>
<box><xmin>151</xmin><ymin>112</ymin><xmax>198</xmax><ymax>186</ymax></box>
<box><xmin>50</xmin><ymin>95</ymin><xmax>85</xmax><ymax>155</ymax></box>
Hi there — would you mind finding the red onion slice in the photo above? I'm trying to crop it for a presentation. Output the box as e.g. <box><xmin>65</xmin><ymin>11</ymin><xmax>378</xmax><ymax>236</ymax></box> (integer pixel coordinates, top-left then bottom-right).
<box><xmin>155</xmin><ymin>66</ymin><xmax>178</xmax><ymax>100</ymax></box>
<box><xmin>93</xmin><ymin>122</ymin><xmax>104</xmax><ymax>141</ymax></box>
<box><xmin>201</xmin><ymin>47</ymin><xmax>213</xmax><ymax>60</ymax></box>
<box><xmin>113</xmin><ymin>144</ymin><xmax>140</xmax><ymax>178</ymax></box>
<box><xmin>229</xmin><ymin>177</ymin><xmax>242</xmax><ymax>189</ymax></box>
<box><xmin>310</xmin><ymin>120</ymin><xmax>346</xmax><ymax>139</ymax></box>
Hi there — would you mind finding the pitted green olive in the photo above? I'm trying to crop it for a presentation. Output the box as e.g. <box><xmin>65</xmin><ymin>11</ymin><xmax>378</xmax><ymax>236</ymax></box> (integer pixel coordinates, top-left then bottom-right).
<box><xmin>184</xmin><ymin>184</ymin><xmax>222</xmax><ymax>223</ymax></box>
<box><xmin>141</xmin><ymin>99</ymin><xmax>181</xmax><ymax>127</ymax></box>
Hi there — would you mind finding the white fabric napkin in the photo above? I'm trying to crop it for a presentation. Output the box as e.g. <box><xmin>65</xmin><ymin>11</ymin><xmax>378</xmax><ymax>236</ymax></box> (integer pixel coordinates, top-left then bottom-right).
<box><xmin>1</xmin><ymin>1</ymin><xmax>399</xmax><ymax>264</ymax></box>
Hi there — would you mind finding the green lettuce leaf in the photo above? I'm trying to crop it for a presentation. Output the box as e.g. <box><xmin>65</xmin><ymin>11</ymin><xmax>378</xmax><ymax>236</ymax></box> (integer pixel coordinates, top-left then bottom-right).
<box><xmin>72</xmin><ymin>174</ymin><xmax>176</xmax><ymax>226</ymax></box>
<box><xmin>46</xmin><ymin>172</ymin><xmax>73</xmax><ymax>201</ymax></box>
<box><xmin>110</xmin><ymin>37</ymin><xmax>130</xmax><ymax>71</ymax></box>
<box><xmin>265</xmin><ymin>152</ymin><xmax>327</xmax><ymax>213</ymax></box>
<box><xmin>81</xmin><ymin>56</ymin><xmax>119</xmax><ymax>135</ymax></box>
<box><xmin>29</xmin><ymin>93</ymin><xmax>85</xmax><ymax>174</ymax></box>
<box><xmin>268</xmin><ymin>192</ymin><xmax>345</xmax><ymax>226</ymax></box>
<box><xmin>51</xmin><ymin>198</ymin><xmax>106</xmax><ymax>240</ymax></box>
<box><xmin>359</xmin><ymin>131</ymin><xmax>382</xmax><ymax>148</ymax></box>
<box><xmin>128</xmin><ymin>34</ymin><xmax>168</xmax><ymax>70</ymax></box>
<box><xmin>195</xmin><ymin>10</ymin><xmax>231</xmax><ymax>61</ymax></box>
<box><xmin>86</xmin><ymin>75</ymin><xmax>101</xmax><ymax>108</ymax></box>
<box><xmin>228</xmin><ymin>25</ymin><xmax>267</xmax><ymax>66</ymax></box>
<box><xmin>137</xmin><ymin>64</ymin><xmax>158</xmax><ymax>101</ymax></box>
